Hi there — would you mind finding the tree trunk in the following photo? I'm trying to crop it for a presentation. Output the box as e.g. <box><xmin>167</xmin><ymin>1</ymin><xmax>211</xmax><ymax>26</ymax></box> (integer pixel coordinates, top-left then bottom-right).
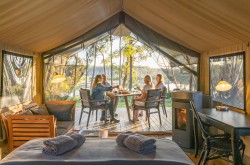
<box><xmin>185</xmin><ymin>55</ymin><xmax>193</xmax><ymax>91</ymax></box>
<box><xmin>119</xmin><ymin>36</ymin><xmax>122</xmax><ymax>85</ymax></box>
<box><xmin>167</xmin><ymin>78</ymin><xmax>170</xmax><ymax>93</ymax></box>
<box><xmin>102</xmin><ymin>53</ymin><xmax>106</xmax><ymax>75</ymax></box>
<box><xmin>129</xmin><ymin>55</ymin><xmax>133</xmax><ymax>91</ymax></box>
<box><xmin>171</xmin><ymin>67</ymin><xmax>178</xmax><ymax>88</ymax></box>
<box><xmin>189</xmin><ymin>74</ymin><xmax>193</xmax><ymax>91</ymax></box>
<box><xmin>122</xmin><ymin>57</ymin><xmax>129</xmax><ymax>88</ymax></box>
<box><xmin>110</xmin><ymin>34</ymin><xmax>113</xmax><ymax>85</ymax></box>
<box><xmin>85</xmin><ymin>54</ymin><xmax>88</xmax><ymax>88</ymax></box>
<box><xmin>90</xmin><ymin>43</ymin><xmax>97</xmax><ymax>87</ymax></box>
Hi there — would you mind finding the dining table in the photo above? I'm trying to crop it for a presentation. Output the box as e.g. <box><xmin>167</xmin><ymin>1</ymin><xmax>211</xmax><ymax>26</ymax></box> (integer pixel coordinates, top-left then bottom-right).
<box><xmin>113</xmin><ymin>92</ymin><xmax>141</xmax><ymax>121</ymax></box>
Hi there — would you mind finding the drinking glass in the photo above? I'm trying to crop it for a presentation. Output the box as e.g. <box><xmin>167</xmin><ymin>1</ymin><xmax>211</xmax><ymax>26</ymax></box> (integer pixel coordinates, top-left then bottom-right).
<box><xmin>134</xmin><ymin>86</ymin><xmax>138</xmax><ymax>92</ymax></box>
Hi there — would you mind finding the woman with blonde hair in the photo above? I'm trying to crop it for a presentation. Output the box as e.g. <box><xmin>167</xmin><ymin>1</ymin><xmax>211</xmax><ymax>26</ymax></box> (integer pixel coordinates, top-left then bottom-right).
<box><xmin>133</xmin><ymin>75</ymin><xmax>154</xmax><ymax>121</ymax></box>
<box><xmin>91</xmin><ymin>75</ymin><xmax>119</xmax><ymax>123</ymax></box>
<box><xmin>155</xmin><ymin>74</ymin><xmax>165</xmax><ymax>90</ymax></box>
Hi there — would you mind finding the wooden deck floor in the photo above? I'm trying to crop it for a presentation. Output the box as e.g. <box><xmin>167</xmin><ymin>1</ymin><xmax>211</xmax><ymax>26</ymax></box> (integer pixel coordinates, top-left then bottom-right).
<box><xmin>74</xmin><ymin>107</ymin><xmax>172</xmax><ymax>132</ymax></box>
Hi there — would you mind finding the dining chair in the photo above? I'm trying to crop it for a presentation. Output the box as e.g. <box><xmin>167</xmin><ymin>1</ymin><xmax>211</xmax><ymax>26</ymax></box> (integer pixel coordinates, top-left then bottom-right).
<box><xmin>160</xmin><ymin>86</ymin><xmax>167</xmax><ymax>117</ymax></box>
<box><xmin>79</xmin><ymin>88</ymin><xmax>109</xmax><ymax>126</ymax></box>
<box><xmin>132</xmin><ymin>89</ymin><xmax>162</xmax><ymax>127</ymax></box>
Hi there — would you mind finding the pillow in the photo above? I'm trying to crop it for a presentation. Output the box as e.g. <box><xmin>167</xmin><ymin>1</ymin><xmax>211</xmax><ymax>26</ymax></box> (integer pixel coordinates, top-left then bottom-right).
<box><xmin>30</xmin><ymin>104</ymin><xmax>49</xmax><ymax>115</ymax></box>
<box><xmin>46</xmin><ymin>103</ymin><xmax>73</xmax><ymax>121</ymax></box>
<box><xmin>17</xmin><ymin>110</ymin><xmax>33</xmax><ymax>115</ymax></box>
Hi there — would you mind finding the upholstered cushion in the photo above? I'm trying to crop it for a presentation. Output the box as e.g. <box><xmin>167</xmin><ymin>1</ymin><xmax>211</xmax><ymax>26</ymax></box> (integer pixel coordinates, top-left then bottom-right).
<box><xmin>46</xmin><ymin>103</ymin><xmax>73</xmax><ymax>121</ymax></box>
<box><xmin>30</xmin><ymin>104</ymin><xmax>49</xmax><ymax>115</ymax></box>
<box><xmin>17</xmin><ymin>110</ymin><xmax>33</xmax><ymax>115</ymax></box>
<box><xmin>56</xmin><ymin>121</ymin><xmax>74</xmax><ymax>135</ymax></box>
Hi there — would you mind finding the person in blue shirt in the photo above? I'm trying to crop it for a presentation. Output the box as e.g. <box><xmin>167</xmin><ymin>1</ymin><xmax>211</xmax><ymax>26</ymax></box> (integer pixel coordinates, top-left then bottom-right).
<box><xmin>102</xmin><ymin>74</ymin><xmax>115</xmax><ymax>100</ymax></box>
<box><xmin>102</xmin><ymin>74</ymin><xmax>119</xmax><ymax>117</ymax></box>
<box><xmin>91</xmin><ymin>74</ymin><xmax>120</xmax><ymax>123</ymax></box>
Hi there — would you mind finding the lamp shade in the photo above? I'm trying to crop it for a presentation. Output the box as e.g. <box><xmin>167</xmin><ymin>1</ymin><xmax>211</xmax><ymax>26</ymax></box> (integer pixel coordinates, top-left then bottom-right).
<box><xmin>51</xmin><ymin>73</ymin><xmax>66</xmax><ymax>83</ymax></box>
<box><xmin>215</xmin><ymin>79</ymin><xmax>232</xmax><ymax>92</ymax></box>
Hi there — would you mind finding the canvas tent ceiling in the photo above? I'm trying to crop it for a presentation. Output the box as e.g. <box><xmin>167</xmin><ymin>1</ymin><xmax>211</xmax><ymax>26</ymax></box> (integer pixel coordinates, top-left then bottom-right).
<box><xmin>0</xmin><ymin>0</ymin><xmax>250</xmax><ymax>53</ymax></box>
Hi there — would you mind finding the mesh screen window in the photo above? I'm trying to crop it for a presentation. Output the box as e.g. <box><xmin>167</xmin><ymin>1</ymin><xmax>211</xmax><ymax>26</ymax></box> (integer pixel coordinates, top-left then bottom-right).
<box><xmin>209</xmin><ymin>52</ymin><xmax>245</xmax><ymax>110</ymax></box>
<box><xmin>1</xmin><ymin>51</ymin><xmax>33</xmax><ymax>108</ymax></box>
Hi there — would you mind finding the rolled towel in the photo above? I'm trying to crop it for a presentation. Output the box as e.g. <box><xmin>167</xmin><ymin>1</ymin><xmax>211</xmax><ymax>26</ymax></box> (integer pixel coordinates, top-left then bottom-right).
<box><xmin>116</xmin><ymin>131</ymin><xmax>134</xmax><ymax>146</ymax></box>
<box><xmin>123</xmin><ymin>134</ymin><xmax>156</xmax><ymax>154</ymax></box>
<box><xmin>43</xmin><ymin>135</ymin><xmax>77</xmax><ymax>156</ymax></box>
<box><xmin>140</xmin><ymin>144</ymin><xmax>156</xmax><ymax>155</ymax></box>
<box><xmin>65</xmin><ymin>132</ymin><xmax>86</xmax><ymax>146</ymax></box>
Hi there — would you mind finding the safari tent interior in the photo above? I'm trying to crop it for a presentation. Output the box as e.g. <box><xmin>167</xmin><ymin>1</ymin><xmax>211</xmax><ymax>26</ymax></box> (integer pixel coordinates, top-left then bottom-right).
<box><xmin>0</xmin><ymin>0</ymin><xmax>250</xmax><ymax>165</ymax></box>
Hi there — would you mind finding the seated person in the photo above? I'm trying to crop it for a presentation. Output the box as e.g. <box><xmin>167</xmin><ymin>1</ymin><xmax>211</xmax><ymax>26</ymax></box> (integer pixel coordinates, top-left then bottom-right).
<box><xmin>102</xmin><ymin>74</ymin><xmax>120</xmax><ymax>116</ymax></box>
<box><xmin>133</xmin><ymin>75</ymin><xmax>155</xmax><ymax>121</ymax></box>
<box><xmin>102</xmin><ymin>74</ymin><xmax>117</xmax><ymax>100</ymax></box>
<box><xmin>155</xmin><ymin>74</ymin><xmax>165</xmax><ymax>90</ymax></box>
<box><xmin>102</xmin><ymin>74</ymin><xmax>129</xmax><ymax>95</ymax></box>
<box><xmin>91</xmin><ymin>75</ymin><xmax>119</xmax><ymax>123</ymax></box>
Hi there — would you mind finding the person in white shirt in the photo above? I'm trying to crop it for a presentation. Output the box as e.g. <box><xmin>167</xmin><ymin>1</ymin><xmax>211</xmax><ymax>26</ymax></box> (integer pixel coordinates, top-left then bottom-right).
<box><xmin>133</xmin><ymin>75</ymin><xmax>154</xmax><ymax>121</ymax></box>
<box><xmin>155</xmin><ymin>74</ymin><xmax>165</xmax><ymax>90</ymax></box>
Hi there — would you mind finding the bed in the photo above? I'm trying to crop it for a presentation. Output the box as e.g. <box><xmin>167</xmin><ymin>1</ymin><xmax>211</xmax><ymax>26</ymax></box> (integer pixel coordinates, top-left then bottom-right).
<box><xmin>0</xmin><ymin>138</ymin><xmax>194</xmax><ymax>165</ymax></box>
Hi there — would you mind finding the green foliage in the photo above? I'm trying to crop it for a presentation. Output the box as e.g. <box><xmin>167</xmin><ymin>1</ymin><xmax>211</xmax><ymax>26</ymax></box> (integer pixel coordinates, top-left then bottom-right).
<box><xmin>45</xmin><ymin>34</ymin><xmax>167</xmax><ymax>102</ymax></box>
<box><xmin>166</xmin><ymin>92</ymin><xmax>172</xmax><ymax>99</ymax></box>
<box><xmin>117</xmin><ymin>36</ymin><xmax>152</xmax><ymax>88</ymax></box>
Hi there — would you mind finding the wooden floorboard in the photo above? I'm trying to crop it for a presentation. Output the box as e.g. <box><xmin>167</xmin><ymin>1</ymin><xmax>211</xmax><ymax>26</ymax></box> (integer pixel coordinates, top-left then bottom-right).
<box><xmin>74</xmin><ymin>107</ymin><xmax>172</xmax><ymax>132</ymax></box>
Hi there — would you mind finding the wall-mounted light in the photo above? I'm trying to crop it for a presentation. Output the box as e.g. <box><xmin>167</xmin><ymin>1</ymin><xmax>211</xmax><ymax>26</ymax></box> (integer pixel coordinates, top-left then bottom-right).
<box><xmin>51</xmin><ymin>72</ymin><xmax>65</xmax><ymax>83</ymax></box>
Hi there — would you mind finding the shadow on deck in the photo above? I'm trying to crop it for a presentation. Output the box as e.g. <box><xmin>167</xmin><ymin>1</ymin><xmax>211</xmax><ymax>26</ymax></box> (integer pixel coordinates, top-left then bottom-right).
<box><xmin>74</xmin><ymin>107</ymin><xmax>172</xmax><ymax>133</ymax></box>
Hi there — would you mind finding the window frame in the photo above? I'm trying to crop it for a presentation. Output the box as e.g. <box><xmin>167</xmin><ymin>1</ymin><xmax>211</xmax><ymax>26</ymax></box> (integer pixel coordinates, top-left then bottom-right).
<box><xmin>209</xmin><ymin>51</ymin><xmax>246</xmax><ymax>111</ymax></box>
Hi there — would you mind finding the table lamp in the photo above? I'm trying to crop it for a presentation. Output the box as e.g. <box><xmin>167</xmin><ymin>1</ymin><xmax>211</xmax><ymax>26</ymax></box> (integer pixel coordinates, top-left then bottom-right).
<box><xmin>215</xmin><ymin>79</ymin><xmax>232</xmax><ymax>111</ymax></box>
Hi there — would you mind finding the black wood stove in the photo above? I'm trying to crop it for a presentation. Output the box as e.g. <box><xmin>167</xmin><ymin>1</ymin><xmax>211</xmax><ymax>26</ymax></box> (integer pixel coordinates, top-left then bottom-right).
<box><xmin>172</xmin><ymin>91</ymin><xmax>203</xmax><ymax>149</ymax></box>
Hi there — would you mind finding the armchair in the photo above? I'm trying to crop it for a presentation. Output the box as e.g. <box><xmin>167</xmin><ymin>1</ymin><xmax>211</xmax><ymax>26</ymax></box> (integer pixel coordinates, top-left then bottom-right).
<box><xmin>7</xmin><ymin>115</ymin><xmax>55</xmax><ymax>152</ymax></box>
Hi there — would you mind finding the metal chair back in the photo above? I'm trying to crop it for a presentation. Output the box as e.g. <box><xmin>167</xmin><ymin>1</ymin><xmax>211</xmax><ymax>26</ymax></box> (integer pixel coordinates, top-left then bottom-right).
<box><xmin>145</xmin><ymin>89</ymin><xmax>162</xmax><ymax>108</ymax></box>
<box><xmin>79</xmin><ymin>88</ymin><xmax>91</xmax><ymax>107</ymax></box>
<box><xmin>190</xmin><ymin>100</ymin><xmax>209</xmax><ymax>140</ymax></box>
<box><xmin>161</xmin><ymin>86</ymin><xmax>167</xmax><ymax>100</ymax></box>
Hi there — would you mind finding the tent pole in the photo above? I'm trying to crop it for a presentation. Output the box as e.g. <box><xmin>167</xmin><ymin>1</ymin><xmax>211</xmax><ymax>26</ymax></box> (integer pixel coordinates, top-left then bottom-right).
<box><xmin>102</xmin><ymin>53</ymin><xmax>106</xmax><ymax>75</ymax></box>
<box><xmin>110</xmin><ymin>32</ymin><xmax>113</xmax><ymax>86</ymax></box>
